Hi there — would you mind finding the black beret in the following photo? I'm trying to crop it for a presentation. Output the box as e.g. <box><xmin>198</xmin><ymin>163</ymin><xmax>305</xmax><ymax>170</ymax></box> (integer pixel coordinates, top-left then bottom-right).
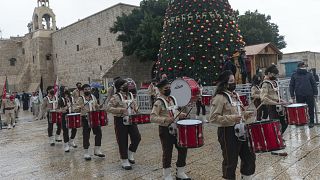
<box><xmin>265</xmin><ymin>65</ymin><xmax>279</xmax><ymax>75</ymax></box>
<box><xmin>114</xmin><ymin>78</ymin><xmax>127</xmax><ymax>91</ymax></box>
<box><xmin>156</xmin><ymin>79</ymin><xmax>170</xmax><ymax>88</ymax></box>
<box><xmin>82</xmin><ymin>84</ymin><xmax>91</xmax><ymax>89</ymax></box>
<box><xmin>46</xmin><ymin>86</ymin><xmax>54</xmax><ymax>92</ymax></box>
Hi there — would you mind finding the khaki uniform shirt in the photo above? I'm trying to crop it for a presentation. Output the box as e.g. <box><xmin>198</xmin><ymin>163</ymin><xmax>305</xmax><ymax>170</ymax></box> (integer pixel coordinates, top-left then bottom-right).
<box><xmin>209</xmin><ymin>92</ymin><xmax>251</xmax><ymax>127</ymax></box>
<box><xmin>2</xmin><ymin>99</ymin><xmax>16</xmax><ymax>109</ymax></box>
<box><xmin>150</xmin><ymin>95</ymin><xmax>177</xmax><ymax>127</ymax></box>
<box><xmin>75</xmin><ymin>95</ymin><xmax>99</xmax><ymax>116</ymax></box>
<box><xmin>106</xmin><ymin>86</ymin><xmax>115</xmax><ymax>104</ymax></box>
<box><xmin>72</xmin><ymin>89</ymin><xmax>83</xmax><ymax>102</ymax></box>
<box><xmin>106</xmin><ymin>92</ymin><xmax>138</xmax><ymax>117</ymax></box>
<box><xmin>41</xmin><ymin>96</ymin><xmax>58</xmax><ymax>112</ymax></box>
<box><xmin>260</xmin><ymin>80</ymin><xmax>279</xmax><ymax>105</ymax></box>
<box><xmin>251</xmin><ymin>86</ymin><xmax>261</xmax><ymax>99</ymax></box>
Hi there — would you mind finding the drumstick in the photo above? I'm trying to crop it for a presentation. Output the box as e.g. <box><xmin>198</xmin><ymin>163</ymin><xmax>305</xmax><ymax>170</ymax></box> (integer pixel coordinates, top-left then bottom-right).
<box><xmin>185</xmin><ymin>107</ymin><xmax>193</xmax><ymax>118</ymax></box>
<box><xmin>173</xmin><ymin>107</ymin><xmax>186</xmax><ymax>120</ymax></box>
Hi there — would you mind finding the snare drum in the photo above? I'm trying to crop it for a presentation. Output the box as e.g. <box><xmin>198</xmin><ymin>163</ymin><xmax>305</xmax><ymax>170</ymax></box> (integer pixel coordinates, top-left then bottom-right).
<box><xmin>201</xmin><ymin>95</ymin><xmax>212</xmax><ymax>106</ymax></box>
<box><xmin>49</xmin><ymin>110</ymin><xmax>62</xmax><ymax>125</ymax></box>
<box><xmin>66</xmin><ymin>113</ymin><xmax>82</xmax><ymax>128</ymax></box>
<box><xmin>247</xmin><ymin>120</ymin><xmax>285</xmax><ymax>152</ymax></box>
<box><xmin>170</xmin><ymin>77</ymin><xmax>200</xmax><ymax>107</ymax></box>
<box><xmin>88</xmin><ymin>110</ymin><xmax>108</xmax><ymax>128</ymax></box>
<box><xmin>177</xmin><ymin>120</ymin><xmax>204</xmax><ymax>148</ymax></box>
<box><xmin>128</xmin><ymin>114</ymin><xmax>151</xmax><ymax>124</ymax></box>
<box><xmin>239</xmin><ymin>95</ymin><xmax>249</xmax><ymax>106</ymax></box>
<box><xmin>285</xmin><ymin>103</ymin><xmax>308</xmax><ymax>125</ymax></box>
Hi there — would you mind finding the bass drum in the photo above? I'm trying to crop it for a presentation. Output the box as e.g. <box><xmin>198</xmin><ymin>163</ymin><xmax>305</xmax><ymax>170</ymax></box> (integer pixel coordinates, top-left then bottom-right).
<box><xmin>170</xmin><ymin>77</ymin><xmax>200</xmax><ymax>107</ymax></box>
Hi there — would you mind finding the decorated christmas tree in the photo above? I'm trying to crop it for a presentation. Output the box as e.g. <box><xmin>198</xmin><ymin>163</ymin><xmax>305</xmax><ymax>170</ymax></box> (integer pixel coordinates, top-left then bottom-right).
<box><xmin>154</xmin><ymin>0</ymin><xmax>245</xmax><ymax>85</ymax></box>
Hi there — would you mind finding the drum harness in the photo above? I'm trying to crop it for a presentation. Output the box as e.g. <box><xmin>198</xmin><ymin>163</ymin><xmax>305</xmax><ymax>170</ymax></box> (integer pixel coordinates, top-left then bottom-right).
<box><xmin>262</xmin><ymin>80</ymin><xmax>284</xmax><ymax>116</ymax></box>
<box><xmin>117</xmin><ymin>92</ymin><xmax>135</xmax><ymax>125</ymax></box>
<box><xmin>223</xmin><ymin>92</ymin><xmax>247</xmax><ymax>141</ymax></box>
<box><xmin>157</xmin><ymin>96</ymin><xmax>180</xmax><ymax>135</ymax></box>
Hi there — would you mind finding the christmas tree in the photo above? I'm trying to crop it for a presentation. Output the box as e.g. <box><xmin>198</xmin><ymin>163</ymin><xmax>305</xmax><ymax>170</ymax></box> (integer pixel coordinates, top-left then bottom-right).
<box><xmin>155</xmin><ymin>0</ymin><xmax>245</xmax><ymax>85</ymax></box>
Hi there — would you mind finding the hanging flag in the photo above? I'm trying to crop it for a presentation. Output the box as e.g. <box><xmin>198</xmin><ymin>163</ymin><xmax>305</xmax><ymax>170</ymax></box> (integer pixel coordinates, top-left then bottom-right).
<box><xmin>53</xmin><ymin>76</ymin><xmax>59</xmax><ymax>98</ymax></box>
<box><xmin>2</xmin><ymin>76</ymin><xmax>9</xmax><ymax>99</ymax></box>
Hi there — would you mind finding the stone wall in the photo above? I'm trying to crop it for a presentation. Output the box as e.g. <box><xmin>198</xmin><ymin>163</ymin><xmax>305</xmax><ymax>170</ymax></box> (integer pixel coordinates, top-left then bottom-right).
<box><xmin>103</xmin><ymin>56</ymin><xmax>155</xmax><ymax>88</ymax></box>
<box><xmin>52</xmin><ymin>3</ymin><xmax>137</xmax><ymax>88</ymax></box>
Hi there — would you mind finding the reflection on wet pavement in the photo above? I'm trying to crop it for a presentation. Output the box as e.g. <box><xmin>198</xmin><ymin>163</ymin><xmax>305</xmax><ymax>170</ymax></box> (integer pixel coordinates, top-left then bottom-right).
<box><xmin>1</xmin><ymin>111</ymin><xmax>320</xmax><ymax>179</ymax></box>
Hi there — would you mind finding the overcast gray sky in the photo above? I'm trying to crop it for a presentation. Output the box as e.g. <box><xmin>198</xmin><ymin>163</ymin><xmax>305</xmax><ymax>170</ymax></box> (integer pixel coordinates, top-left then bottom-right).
<box><xmin>0</xmin><ymin>0</ymin><xmax>319</xmax><ymax>53</ymax></box>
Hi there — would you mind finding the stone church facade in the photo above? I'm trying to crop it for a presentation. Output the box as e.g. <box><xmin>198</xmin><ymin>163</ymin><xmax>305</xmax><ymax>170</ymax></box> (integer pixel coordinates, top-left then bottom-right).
<box><xmin>0</xmin><ymin>0</ymin><xmax>153</xmax><ymax>93</ymax></box>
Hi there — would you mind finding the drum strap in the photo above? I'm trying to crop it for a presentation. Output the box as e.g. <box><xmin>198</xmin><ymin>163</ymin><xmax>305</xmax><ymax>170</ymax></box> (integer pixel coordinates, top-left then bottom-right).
<box><xmin>81</xmin><ymin>95</ymin><xmax>96</xmax><ymax>111</ymax></box>
<box><xmin>157</xmin><ymin>96</ymin><xmax>178</xmax><ymax>119</ymax></box>
<box><xmin>222</xmin><ymin>92</ymin><xmax>243</xmax><ymax>107</ymax></box>
<box><xmin>262</xmin><ymin>80</ymin><xmax>280</xmax><ymax>102</ymax></box>
<box><xmin>47</xmin><ymin>96</ymin><xmax>57</xmax><ymax>110</ymax></box>
<box><xmin>117</xmin><ymin>92</ymin><xmax>134</xmax><ymax>101</ymax></box>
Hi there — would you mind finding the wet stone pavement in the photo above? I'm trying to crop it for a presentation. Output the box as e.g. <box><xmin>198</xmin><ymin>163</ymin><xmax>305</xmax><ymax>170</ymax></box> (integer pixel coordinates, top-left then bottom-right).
<box><xmin>2</xmin><ymin>111</ymin><xmax>320</xmax><ymax>179</ymax></box>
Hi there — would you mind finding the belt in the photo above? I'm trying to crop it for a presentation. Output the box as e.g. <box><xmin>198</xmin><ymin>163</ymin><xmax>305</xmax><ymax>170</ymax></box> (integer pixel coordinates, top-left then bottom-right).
<box><xmin>5</xmin><ymin>107</ymin><xmax>14</xmax><ymax>110</ymax></box>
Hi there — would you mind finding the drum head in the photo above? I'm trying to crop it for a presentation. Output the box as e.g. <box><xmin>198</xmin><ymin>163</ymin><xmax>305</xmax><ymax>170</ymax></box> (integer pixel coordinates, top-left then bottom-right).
<box><xmin>171</xmin><ymin>79</ymin><xmax>192</xmax><ymax>107</ymax></box>
<box><xmin>285</xmin><ymin>103</ymin><xmax>307</xmax><ymax>108</ymax></box>
<box><xmin>67</xmin><ymin>113</ymin><xmax>81</xmax><ymax>116</ymax></box>
<box><xmin>202</xmin><ymin>95</ymin><xmax>211</xmax><ymax>97</ymax></box>
<box><xmin>177</xmin><ymin>119</ymin><xmax>202</xmax><ymax>125</ymax></box>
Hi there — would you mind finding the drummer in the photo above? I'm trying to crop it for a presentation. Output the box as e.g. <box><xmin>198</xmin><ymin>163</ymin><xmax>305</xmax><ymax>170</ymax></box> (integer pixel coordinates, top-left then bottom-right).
<box><xmin>150</xmin><ymin>79</ymin><xmax>190</xmax><ymax>180</ymax></box>
<box><xmin>260</xmin><ymin>65</ymin><xmax>288</xmax><ymax>134</ymax></box>
<box><xmin>251</xmin><ymin>75</ymin><xmax>268</xmax><ymax>121</ymax></box>
<box><xmin>209</xmin><ymin>70</ymin><xmax>255</xmax><ymax>180</ymax></box>
<box><xmin>58</xmin><ymin>87</ymin><xmax>78</xmax><ymax>152</ymax></box>
<box><xmin>76</xmin><ymin>84</ymin><xmax>105</xmax><ymax>160</ymax></box>
<box><xmin>106</xmin><ymin>78</ymin><xmax>141</xmax><ymax>170</ymax></box>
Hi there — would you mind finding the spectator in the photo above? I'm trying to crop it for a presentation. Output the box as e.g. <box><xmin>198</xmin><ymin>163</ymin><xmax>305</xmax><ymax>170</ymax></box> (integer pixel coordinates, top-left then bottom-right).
<box><xmin>290</xmin><ymin>62</ymin><xmax>318</xmax><ymax>128</ymax></box>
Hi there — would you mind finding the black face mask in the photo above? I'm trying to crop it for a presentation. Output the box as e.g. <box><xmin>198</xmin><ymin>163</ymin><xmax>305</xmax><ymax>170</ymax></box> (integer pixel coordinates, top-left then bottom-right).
<box><xmin>77</xmin><ymin>86</ymin><xmax>82</xmax><ymax>90</ymax></box>
<box><xmin>84</xmin><ymin>91</ymin><xmax>90</xmax><ymax>96</ymax></box>
<box><xmin>65</xmin><ymin>91</ymin><xmax>70</xmax><ymax>96</ymax></box>
<box><xmin>269</xmin><ymin>76</ymin><xmax>277</xmax><ymax>80</ymax></box>
<box><xmin>164</xmin><ymin>89</ymin><xmax>171</xmax><ymax>96</ymax></box>
<box><xmin>121</xmin><ymin>86</ymin><xmax>129</xmax><ymax>92</ymax></box>
<box><xmin>49</xmin><ymin>90</ymin><xmax>54</xmax><ymax>95</ymax></box>
<box><xmin>227</xmin><ymin>83</ymin><xmax>236</xmax><ymax>92</ymax></box>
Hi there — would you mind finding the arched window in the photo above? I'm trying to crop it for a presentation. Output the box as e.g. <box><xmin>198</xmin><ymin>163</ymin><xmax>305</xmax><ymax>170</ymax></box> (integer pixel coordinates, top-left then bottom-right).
<box><xmin>9</xmin><ymin>58</ymin><xmax>17</xmax><ymax>66</ymax></box>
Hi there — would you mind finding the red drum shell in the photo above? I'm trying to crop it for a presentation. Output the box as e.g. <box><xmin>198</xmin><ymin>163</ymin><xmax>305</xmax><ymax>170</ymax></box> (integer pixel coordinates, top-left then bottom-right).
<box><xmin>247</xmin><ymin>120</ymin><xmax>285</xmax><ymax>153</ymax></box>
<box><xmin>239</xmin><ymin>95</ymin><xmax>249</xmax><ymax>106</ymax></box>
<box><xmin>66</xmin><ymin>113</ymin><xmax>82</xmax><ymax>128</ymax></box>
<box><xmin>201</xmin><ymin>95</ymin><xmax>212</xmax><ymax>106</ymax></box>
<box><xmin>129</xmin><ymin>114</ymin><xmax>151</xmax><ymax>124</ymax></box>
<box><xmin>285</xmin><ymin>104</ymin><xmax>308</xmax><ymax>125</ymax></box>
<box><xmin>177</xmin><ymin>120</ymin><xmax>204</xmax><ymax>148</ymax></box>
<box><xmin>50</xmin><ymin>111</ymin><xmax>62</xmax><ymax>125</ymax></box>
<box><xmin>88</xmin><ymin>110</ymin><xmax>108</xmax><ymax>128</ymax></box>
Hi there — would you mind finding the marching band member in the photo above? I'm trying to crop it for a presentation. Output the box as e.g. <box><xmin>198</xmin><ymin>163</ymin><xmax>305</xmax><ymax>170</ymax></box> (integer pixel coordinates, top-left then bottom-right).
<box><xmin>260</xmin><ymin>65</ymin><xmax>288</xmax><ymax>134</ymax></box>
<box><xmin>72</xmin><ymin>82</ymin><xmax>83</xmax><ymax>102</ymax></box>
<box><xmin>42</xmin><ymin>86</ymin><xmax>62</xmax><ymax>146</ymax></box>
<box><xmin>147</xmin><ymin>78</ymin><xmax>159</xmax><ymax>105</ymax></box>
<box><xmin>106</xmin><ymin>78</ymin><xmax>141</xmax><ymax>170</ymax></box>
<box><xmin>76</xmin><ymin>84</ymin><xmax>105</xmax><ymax>160</ymax></box>
<box><xmin>150</xmin><ymin>79</ymin><xmax>190</xmax><ymax>180</ymax></box>
<box><xmin>58</xmin><ymin>88</ymin><xmax>78</xmax><ymax>152</ymax></box>
<box><xmin>209</xmin><ymin>70</ymin><xmax>255</xmax><ymax>180</ymax></box>
<box><xmin>196</xmin><ymin>79</ymin><xmax>208</xmax><ymax>122</ymax></box>
<box><xmin>251</xmin><ymin>75</ymin><xmax>268</xmax><ymax>121</ymax></box>
<box><xmin>1</xmin><ymin>93</ymin><xmax>17</xmax><ymax>129</ymax></box>
<box><xmin>105</xmin><ymin>77</ymin><xmax>121</xmax><ymax>105</ymax></box>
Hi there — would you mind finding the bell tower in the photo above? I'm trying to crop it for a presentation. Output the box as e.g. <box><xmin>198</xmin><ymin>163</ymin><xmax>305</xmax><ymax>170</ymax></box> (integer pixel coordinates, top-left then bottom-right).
<box><xmin>31</xmin><ymin>0</ymin><xmax>56</xmax><ymax>33</ymax></box>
